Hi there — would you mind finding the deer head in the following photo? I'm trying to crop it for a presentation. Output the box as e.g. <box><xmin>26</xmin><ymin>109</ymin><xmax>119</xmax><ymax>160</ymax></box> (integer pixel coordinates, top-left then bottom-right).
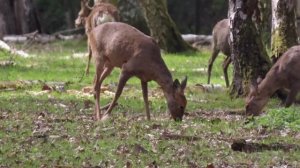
<box><xmin>75</xmin><ymin>0</ymin><xmax>93</xmax><ymax>27</ymax></box>
<box><xmin>245</xmin><ymin>78</ymin><xmax>266</xmax><ymax>116</ymax></box>
<box><xmin>167</xmin><ymin>77</ymin><xmax>187</xmax><ymax>121</ymax></box>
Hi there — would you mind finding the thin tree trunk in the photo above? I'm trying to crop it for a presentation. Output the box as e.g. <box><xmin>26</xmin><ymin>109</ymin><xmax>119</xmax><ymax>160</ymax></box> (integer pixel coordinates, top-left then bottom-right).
<box><xmin>63</xmin><ymin>0</ymin><xmax>73</xmax><ymax>29</ymax></box>
<box><xmin>271</xmin><ymin>0</ymin><xmax>297</xmax><ymax>59</ymax></box>
<box><xmin>296</xmin><ymin>0</ymin><xmax>300</xmax><ymax>39</ymax></box>
<box><xmin>0</xmin><ymin>0</ymin><xmax>40</xmax><ymax>35</ymax></box>
<box><xmin>138</xmin><ymin>0</ymin><xmax>193</xmax><ymax>53</ymax></box>
<box><xmin>14</xmin><ymin>0</ymin><xmax>28</xmax><ymax>34</ymax></box>
<box><xmin>0</xmin><ymin>13</ymin><xmax>5</xmax><ymax>39</ymax></box>
<box><xmin>257</xmin><ymin>0</ymin><xmax>272</xmax><ymax>49</ymax></box>
<box><xmin>0</xmin><ymin>0</ymin><xmax>16</xmax><ymax>35</ymax></box>
<box><xmin>229</xmin><ymin>0</ymin><xmax>271</xmax><ymax>97</ymax></box>
<box><xmin>195</xmin><ymin>0</ymin><xmax>200</xmax><ymax>34</ymax></box>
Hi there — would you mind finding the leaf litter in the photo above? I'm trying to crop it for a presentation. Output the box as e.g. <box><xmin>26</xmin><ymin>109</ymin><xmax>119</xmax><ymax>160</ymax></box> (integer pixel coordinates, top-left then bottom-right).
<box><xmin>1</xmin><ymin>83</ymin><xmax>300</xmax><ymax>167</ymax></box>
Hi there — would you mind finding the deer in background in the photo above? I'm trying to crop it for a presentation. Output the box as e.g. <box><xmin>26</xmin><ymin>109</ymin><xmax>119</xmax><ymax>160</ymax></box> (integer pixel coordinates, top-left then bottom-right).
<box><xmin>246</xmin><ymin>45</ymin><xmax>300</xmax><ymax>116</ymax></box>
<box><xmin>88</xmin><ymin>22</ymin><xmax>187</xmax><ymax>121</ymax></box>
<box><xmin>207</xmin><ymin>19</ymin><xmax>231</xmax><ymax>87</ymax></box>
<box><xmin>75</xmin><ymin>0</ymin><xmax>119</xmax><ymax>75</ymax></box>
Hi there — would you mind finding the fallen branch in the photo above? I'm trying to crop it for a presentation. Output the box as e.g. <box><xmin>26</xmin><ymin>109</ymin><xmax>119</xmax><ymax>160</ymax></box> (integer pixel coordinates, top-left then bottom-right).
<box><xmin>0</xmin><ymin>40</ymin><xmax>29</xmax><ymax>57</ymax></box>
<box><xmin>182</xmin><ymin>34</ymin><xmax>212</xmax><ymax>45</ymax></box>
<box><xmin>52</xmin><ymin>27</ymin><xmax>84</xmax><ymax>36</ymax></box>
<box><xmin>3</xmin><ymin>28</ymin><xmax>84</xmax><ymax>44</ymax></box>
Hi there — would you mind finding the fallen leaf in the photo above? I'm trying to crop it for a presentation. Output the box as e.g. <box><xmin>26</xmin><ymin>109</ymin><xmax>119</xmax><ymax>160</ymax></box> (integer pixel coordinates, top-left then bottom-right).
<box><xmin>42</xmin><ymin>84</ymin><xmax>53</xmax><ymax>91</ymax></box>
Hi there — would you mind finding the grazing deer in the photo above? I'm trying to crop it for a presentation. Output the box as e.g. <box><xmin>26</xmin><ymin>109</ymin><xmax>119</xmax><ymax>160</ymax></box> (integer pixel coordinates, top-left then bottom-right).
<box><xmin>207</xmin><ymin>19</ymin><xmax>231</xmax><ymax>87</ymax></box>
<box><xmin>75</xmin><ymin>0</ymin><xmax>119</xmax><ymax>75</ymax></box>
<box><xmin>246</xmin><ymin>45</ymin><xmax>300</xmax><ymax>116</ymax></box>
<box><xmin>88</xmin><ymin>22</ymin><xmax>187</xmax><ymax>121</ymax></box>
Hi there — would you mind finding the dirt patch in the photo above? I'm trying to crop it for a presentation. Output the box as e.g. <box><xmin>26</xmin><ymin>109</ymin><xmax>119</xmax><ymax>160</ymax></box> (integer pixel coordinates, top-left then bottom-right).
<box><xmin>231</xmin><ymin>139</ymin><xmax>300</xmax><ymax>153</ymax></box>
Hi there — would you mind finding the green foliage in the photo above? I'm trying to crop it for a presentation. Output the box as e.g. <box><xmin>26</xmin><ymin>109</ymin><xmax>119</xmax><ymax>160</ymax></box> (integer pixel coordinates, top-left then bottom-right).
<box><xmin>247</xmin><ymin>108</ymin><xmax>300</xmax><ymax>131</ymax></box>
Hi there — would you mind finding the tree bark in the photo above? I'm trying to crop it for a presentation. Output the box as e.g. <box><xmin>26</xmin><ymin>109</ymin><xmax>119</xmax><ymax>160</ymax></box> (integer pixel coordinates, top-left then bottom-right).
<box><xmin>271</xmin><ymin>0</ymin><xmax>297</xmax><ymax>59</ymax></box>
<box><xmin>0</xmin><ymin>0</ymin><xmax>16</xmax><ymax>35</ymax></box>
<box><xmin>257</xmin><ymin>0</ymin><xmax>272</xmax><ymax>48</ymax></box>
<box><xmin>118</xmin><ymin>0</ymin><xmax>149</xmax><ymax>34</ymax></box>
<box><xmin>0</xmin><ymin>13</ymin><xmax>5</xmax><ymax>39</ymax></box>
<box><xmin>296</xmin><ymin>0</ymin><xmax>300</xmax><ymax>39</ymax></box>
<box><xmin>138</xmin><ymin>0</ymin><xmax>193</xmax><ymax>53</ymax></box>
<box><xmin>229</xmin><ymin>0</ymin><xmax>271</xmax><ymax>97</ymax></box>
<box><xmin>0</xmin><ymin>0</ymin><xmax>40</xmax><ymax>35</ymax></box>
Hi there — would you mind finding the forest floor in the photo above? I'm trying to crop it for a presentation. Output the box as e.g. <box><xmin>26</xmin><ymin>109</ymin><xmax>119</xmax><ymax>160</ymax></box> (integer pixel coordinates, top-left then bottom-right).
<box><xmin>0</xmin><ymin>39</ymin><xmax>300</xmax><ymax>167</ymax></box>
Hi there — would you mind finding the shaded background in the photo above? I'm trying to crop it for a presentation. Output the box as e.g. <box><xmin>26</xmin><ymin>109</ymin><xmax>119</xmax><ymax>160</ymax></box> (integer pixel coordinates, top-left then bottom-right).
<box><xmin>0</xmin><ymin>0</ymin><xmax>227</xmax><ymax>36</ymax></box>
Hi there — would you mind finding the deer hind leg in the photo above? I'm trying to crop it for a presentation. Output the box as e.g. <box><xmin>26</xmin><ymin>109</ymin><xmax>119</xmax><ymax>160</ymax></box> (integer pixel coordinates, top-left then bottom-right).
<box><xmin>102</xmin><ymin>70</ymin><xmax>131</xmax><ymax>120</ymax></box>
<box><xmin>98</xmin><ymin>63</ymin><xmax>115</xmax><ymax>110</ymax></box>
<box><xmin>207</xmin><ymin>47</ymin><xmax>220</xmax><ymax>84</ymax></box>
<box><xmin>222</xmin><ymin>56</ymin><xmax>231</xmax><ymax>87</ymax></box>
<box><xmin>93</xmin><ymin>58</ymin><xmax>105</xmax><ymax>120</ymax></box>
<box><xmin>141</xmin><ymin>81</ymin><xmax>150</xmax><ymax>120</ymax></box>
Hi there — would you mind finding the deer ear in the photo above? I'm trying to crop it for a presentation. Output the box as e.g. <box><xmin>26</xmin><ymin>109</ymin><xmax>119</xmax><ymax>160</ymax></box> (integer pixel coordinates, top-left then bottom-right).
<box><xmin>181</xmin><ymin>76</ymin><xmax>187</xmax><ymax>90</ymax></box>
<box><xmin>85</xmin><ymin>0</ymin><xmax>93</xmax><ymax>10</ymax></box>
<box><xmin>173</xmin><ymin>79</ymin><xmax>180</xmax><ymax>89</ymax></box>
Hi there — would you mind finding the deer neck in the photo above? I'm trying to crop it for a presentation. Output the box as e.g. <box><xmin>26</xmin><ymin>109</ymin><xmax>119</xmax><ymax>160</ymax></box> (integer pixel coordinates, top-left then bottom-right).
<box><xmin>154</xmin><ymin>67</ymin><xmax>174</xmax><ymax>100</ymax></box>
<box><xmin>258</xmin><ymin>72</ymin><xmax>281</xmax><ymax>98</ymax></box>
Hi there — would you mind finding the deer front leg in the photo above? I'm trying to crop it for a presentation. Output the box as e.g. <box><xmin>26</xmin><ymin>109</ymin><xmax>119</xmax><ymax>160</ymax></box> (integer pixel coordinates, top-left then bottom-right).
<box><xmin>141</xmin><ymin>81</ymin><xmax>150</xmax><ymax>120</ymax></box>
<box><xmin>285</xmin><ymin>87</ymin><xmax>299</xmax><ymax>107</ymax></box>
<box><xmin>101</xmin><ymin>71</ymin><xmax>131</xmax><ymax>120</ymax></box>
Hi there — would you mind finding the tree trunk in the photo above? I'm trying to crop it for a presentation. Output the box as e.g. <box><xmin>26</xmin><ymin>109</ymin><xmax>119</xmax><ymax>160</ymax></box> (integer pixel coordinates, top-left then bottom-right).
<box><xmin>0</xmin><ymin>0</ymin><xmax>16</xmax><ymax>35</ymax></box>
<box><xmin>257</xmin><ymin>0</ymin><xmax>272</xmax><ymax>49</ymax></box>
<box><xmin>296</xmin><ymin>1</ymin><xmax>300</xmax><ymax>39</ymax></box>
<box><xmin>14</xmin><ymin>0</ymin><xmax>29</xmax><ymax>34</ymax></box>
<box><xmin>296</xmin><ymin>0</ymin><xmax>300</xmax><ymax>39</ymax></box>
<box><xmin>271</xmin><ymin>0</ymin><xmax>297</xmax><ymax>59</ymax></box>
<box><xmin>117</xmin><ymin>0</ymin><xmax>149</xmax><ymax>34</ymax></box>
<box><xmin>0</xmin><ymin>13</ymin><xmax>5</xmax><ymax>39</ymax></box>
<box><xmin>63</xmin><ymin>0</ymin><xmax>73</xmax><ymax>29</ymax></box>
<box><xmin>229</xmin><ymin>0</ymin><xmax>271</xmax><ymax>97</ymax></box>
<box><xmin>138</xmin><ymin>0</ymin><xmax>192</xmax><ymax>53</ymax></box>
<box><xmin>0</xmin><ymin>0</ymin><xmax>40</xmax><ymax>35</ymax></box>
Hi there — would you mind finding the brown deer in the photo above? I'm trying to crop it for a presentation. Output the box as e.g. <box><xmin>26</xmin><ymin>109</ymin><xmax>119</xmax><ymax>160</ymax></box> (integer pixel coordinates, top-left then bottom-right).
<box><xmin>75</xmin><ymin>0</ymin><xmax>119</xmax><ymax>75</ymax></box>
<box><xmin>207</xmin><ymin>19</ymin><xmax>231</xmax><ymax>87</ymax></box>
<box><xmin>88</xmin><ymin>22</ymin><xmax>187</xmax><ymax>121</ymax></box>
<box><xmin>246</xmin><ymin>45</ymin><xmax>300</xmax><ymax>116</ymax></box>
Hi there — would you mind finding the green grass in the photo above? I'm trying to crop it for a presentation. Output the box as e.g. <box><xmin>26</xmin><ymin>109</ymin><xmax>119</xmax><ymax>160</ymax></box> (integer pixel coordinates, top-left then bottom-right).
<box><xmin>0</xmin><ymin>39</ymin><xmax>300</xmax><ymax>167</ymax></box>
